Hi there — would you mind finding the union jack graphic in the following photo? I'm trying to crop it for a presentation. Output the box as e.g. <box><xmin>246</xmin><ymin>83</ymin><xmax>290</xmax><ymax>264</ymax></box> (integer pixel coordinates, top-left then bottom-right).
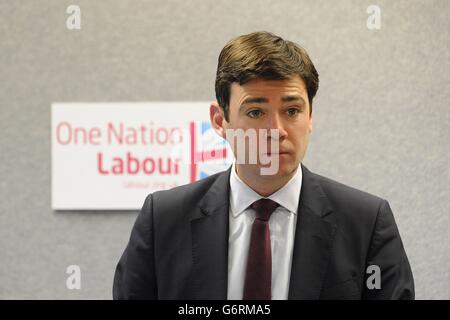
<box><xmin>189</xmin><ymin>121</ymin><xmax>232</xmax><ymax>182</ymax></box>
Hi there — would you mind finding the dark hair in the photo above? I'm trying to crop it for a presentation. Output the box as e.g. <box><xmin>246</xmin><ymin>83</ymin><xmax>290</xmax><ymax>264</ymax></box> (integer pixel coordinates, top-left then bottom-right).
<box><xmin>215</xmin><ymin>31</ymin><xmax>319</xmax><ymax>121</ymax></box>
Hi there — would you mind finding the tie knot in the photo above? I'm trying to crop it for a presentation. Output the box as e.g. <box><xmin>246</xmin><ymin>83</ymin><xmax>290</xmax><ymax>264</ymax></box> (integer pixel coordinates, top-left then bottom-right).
<box><xmin>250</xmin><ymin>199</ymin><xmax>279</xmax><ymax>221</ymax></box>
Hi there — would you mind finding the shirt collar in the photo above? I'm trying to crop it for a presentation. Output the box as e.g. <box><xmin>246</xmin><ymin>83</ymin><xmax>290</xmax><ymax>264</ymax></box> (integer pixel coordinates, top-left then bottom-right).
<box><xmin>229</xmin><ymin>160</ymin><xmax>303</xmax><ymax>217</ymax></box>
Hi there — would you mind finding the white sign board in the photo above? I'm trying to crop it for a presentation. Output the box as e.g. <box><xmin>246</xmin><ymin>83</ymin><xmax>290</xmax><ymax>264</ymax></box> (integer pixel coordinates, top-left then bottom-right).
<box><xmin>51</xmin><ymin>103</ymin><xmax>233</xmax><ymax>210</ymax></box>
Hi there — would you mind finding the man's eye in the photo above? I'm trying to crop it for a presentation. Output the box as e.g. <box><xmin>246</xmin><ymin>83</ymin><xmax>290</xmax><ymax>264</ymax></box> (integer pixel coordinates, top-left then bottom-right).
<box><xmin>287</xmin><ymin>108</ymin><xmax>300</xmax><ymax>117</ymax></box>
<box><xmin>247</xmin><ymin>110</ymin><xmax>263</xmax><ymax>118</ymax></box>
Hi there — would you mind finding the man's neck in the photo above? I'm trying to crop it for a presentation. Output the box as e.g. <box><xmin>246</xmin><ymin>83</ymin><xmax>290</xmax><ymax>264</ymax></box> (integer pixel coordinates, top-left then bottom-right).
<box><xmin>235</xmin><ymin>164</ymin><xmax>298</xmax><ymax>197</ymax></box>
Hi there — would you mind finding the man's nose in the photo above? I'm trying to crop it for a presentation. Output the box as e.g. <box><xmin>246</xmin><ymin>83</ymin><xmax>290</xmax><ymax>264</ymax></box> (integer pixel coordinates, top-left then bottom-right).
<box><xmin>265</xmin><ymin>114</ymin><xmax>287</xmax><ymax>139</ymax></box>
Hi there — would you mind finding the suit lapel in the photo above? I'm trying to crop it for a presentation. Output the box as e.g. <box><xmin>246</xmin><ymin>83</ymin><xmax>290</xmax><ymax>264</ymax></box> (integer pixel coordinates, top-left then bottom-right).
<box><xmin>288</xmin><ymin>164</ymin><xmax>337</xmax><ymax>299</ymax></box>
<box><xmin>190</xmin><ymin>166</ymin><xmax>232</xmax><ymax>299</ymax></box>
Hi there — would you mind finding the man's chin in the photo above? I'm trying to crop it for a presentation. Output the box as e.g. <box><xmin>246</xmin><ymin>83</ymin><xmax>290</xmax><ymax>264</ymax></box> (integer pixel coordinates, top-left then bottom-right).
<box><xmin>254</xmin><ymin>162</ymin><xmax>298</xmax><ymax>178</ymax></box>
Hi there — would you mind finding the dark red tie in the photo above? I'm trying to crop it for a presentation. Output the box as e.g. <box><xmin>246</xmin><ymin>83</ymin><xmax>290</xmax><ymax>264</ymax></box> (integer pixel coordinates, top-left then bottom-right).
<box><xmin>243</xmin><ymin>198</ymin><xmax>279</xmax><ymax>300</ymax></box>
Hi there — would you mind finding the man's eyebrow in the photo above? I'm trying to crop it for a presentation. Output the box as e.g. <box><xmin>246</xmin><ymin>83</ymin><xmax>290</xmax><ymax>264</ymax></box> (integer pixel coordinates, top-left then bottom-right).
<box><xmin>239</xmin><ymin>95</ymin><xmax>306</xmax><ymax>112</ymax></box>
<box><xmin>238</xmin><ymin>97</ymin><xmax>269</xmax><ymax>112</ymax></box>
<box><xmin>281</xmin><ymin>95</ymin><xmax>306</xmax><ymax>105</ymax></box>
<box><xmin>240</xmin><ymin>97</ymin><xmax>268</xmax><ymax>106</ymax></box>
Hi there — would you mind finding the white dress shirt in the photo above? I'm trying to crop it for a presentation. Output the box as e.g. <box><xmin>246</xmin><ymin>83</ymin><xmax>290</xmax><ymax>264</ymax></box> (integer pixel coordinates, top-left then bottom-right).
<box><xmin>227</xmin><ymin>161</ymin><xmax>303</xmax><ymax>300</ymax></box>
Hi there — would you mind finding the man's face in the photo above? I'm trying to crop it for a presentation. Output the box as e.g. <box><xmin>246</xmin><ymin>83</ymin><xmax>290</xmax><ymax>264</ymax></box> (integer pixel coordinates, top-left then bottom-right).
<box><xmin>212</xmin><ymin>75</ymin><xmax>313</xmax><ymax>179</ymax></box>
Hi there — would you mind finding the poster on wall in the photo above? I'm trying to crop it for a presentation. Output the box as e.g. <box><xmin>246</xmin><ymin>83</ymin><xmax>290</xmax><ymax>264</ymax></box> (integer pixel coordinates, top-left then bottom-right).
<box><xmin>51</xmin><ymin>102</ymin><xmax>233</xmax><ymax>210</ymax></box>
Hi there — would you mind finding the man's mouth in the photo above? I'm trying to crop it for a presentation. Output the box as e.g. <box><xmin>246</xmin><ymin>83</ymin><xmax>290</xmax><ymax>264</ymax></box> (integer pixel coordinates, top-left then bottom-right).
<box><xmin>263</xmin><ymin>151</ymin><xmax>289</xmax><ymax>155</ymax></box>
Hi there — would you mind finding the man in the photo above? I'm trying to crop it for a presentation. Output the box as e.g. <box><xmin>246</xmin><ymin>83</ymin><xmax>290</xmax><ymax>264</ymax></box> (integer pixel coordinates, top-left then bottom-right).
<box><xmin>113</xmin><ymin>31</ymin><xmax>414</xmax><ymax>300</ymax></box>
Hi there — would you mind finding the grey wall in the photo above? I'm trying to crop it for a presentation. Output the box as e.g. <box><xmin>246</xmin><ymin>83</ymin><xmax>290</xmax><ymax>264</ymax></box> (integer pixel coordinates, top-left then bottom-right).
<box><xmin>1</xmin><ymin>0</ymin><xmax>448</xmax><ymax>299</ymax></box>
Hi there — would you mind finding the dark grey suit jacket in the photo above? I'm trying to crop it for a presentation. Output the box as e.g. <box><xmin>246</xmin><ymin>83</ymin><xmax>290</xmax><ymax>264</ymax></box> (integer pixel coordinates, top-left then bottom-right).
<box><xmin>113</xmin><ymin>164</ymin><xmax>414</xmax><ymax>299</ymax></box>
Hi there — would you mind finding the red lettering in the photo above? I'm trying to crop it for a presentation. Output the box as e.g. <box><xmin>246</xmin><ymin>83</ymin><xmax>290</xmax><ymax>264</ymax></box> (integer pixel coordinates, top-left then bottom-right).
<box><xmin>111</xmin><ymin>157</ymin><xmax>124</xmax><ymax>174</ymax></box>
<box><xmin>73</xmin><ymin>127</ymin><xmax>88</xmax><ymax>144</ymax></box>
<box><xmin>97</xmin><ymin>153</ymin><xmax>109</xmax><ymax>174</ymax></box>
<box><xmin>170</xmin><ymin>127</ymin><xmax>183</xmax><ymax>144</ymax></box>
<box><xmin>56</xmin><ymin>121</ymin><xmax>72</xmax><ymax>145</ymax></box>
<box><xmin>56</xmin><ymin>122</ymin><xmax>102</xmax><ymax>145</ymax></box>
<box><xmin>126</xmin><ymin>152</ymin><xmax>140</xmax><ymax>174</ymax></box>
<box><xmin>143</xmin><ymin>158</ymin><xmax>155</xmax><ymax>174</ymax></box>
<box><xmin>156</xmin><ymin>128</ymin><xmax>168</xmax><ymax>144</ymax></box>
<box><xmin>97</xmin><ymin>152</ymin><xmax>181</xmax><ymax>176</ymax></box>
<box><xmin>89</xmin><ymin>128</ymin><xmax>102</xmax><ymax>145</ymax></box>
<box><xmin>108</xmin><ymin>122</ymin><xmax>123</xmax><ymax>144</ymax></box>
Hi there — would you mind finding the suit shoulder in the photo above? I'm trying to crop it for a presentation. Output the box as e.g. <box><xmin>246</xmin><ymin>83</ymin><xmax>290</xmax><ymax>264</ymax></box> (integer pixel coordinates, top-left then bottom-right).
<box><xmin>307</xmin><ymin>170</ymin><xmax>392</xmax><ymax>242</ymax></box>
<box><xmin>144</xmin><ymin>169</ymin><xmax>227</xmax><ymax>215</ymax></box>
<box><xmin>156</xmin><ymin>169</ymin><xmax>224</xmax><ymax>197</ymax></box>
<box><xmin>310</xmin><ymin>170</ymin><xmax>386</xmax><ymax>218</ymax></box>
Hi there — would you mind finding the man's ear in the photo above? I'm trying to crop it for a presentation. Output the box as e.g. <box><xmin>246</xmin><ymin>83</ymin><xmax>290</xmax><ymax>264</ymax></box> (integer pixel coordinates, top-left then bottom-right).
<box><xmin>309</xmin><ymin>112</ymin><xmax>313</xmax><ymax>133</ymax></box>
<box><xmin>210</xmin><ymin>101</ymin><xmax>227</xmax><ymax>139</ymax></box>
